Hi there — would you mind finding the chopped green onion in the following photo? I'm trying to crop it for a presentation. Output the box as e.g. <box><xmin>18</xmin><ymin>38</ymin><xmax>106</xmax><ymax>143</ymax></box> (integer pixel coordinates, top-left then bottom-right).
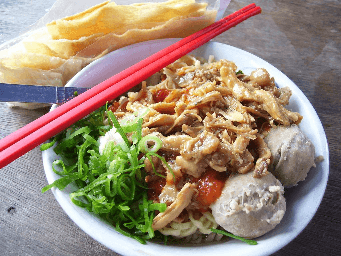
<box><xmin>211</xmin><ymin>228</ymin><xmax>258</xmax><ymax>245</ymax></box>
<box><xmin>40</xmin><ymin>137</ymin><xmax>57</xmax><ymax>151</ymax></box>
<box><xmin>41</xmin><ymin>105</ymin><xmax>168</xmax><ymax>244</ymax></box>
<box><xmin>138</xmin><ymin>135</ymin><xmax>162</xmax><ymax>153</ymax></box>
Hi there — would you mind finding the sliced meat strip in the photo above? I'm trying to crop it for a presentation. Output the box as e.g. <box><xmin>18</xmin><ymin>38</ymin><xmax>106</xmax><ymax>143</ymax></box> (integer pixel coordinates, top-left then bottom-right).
<box><xmin>152</xmin><ymin>183</ymin><xmax>196</xmax><ymax>230</ymax></box>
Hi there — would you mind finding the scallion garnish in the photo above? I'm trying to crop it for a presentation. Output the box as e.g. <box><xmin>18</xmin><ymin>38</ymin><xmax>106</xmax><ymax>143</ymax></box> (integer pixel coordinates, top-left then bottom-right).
<box><xmin>41</xmin><ymin>106</ymin><xmax>168</xmax><ymax>244</ymax></box>
<box><xmin>211</xmin><ymin>228</ymin><xmax>258</xmax><ymax>245</ymax></box>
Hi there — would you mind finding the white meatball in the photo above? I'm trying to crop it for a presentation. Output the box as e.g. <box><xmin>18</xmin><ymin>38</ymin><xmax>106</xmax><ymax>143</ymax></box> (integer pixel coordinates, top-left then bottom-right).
<box><xmin>264</xmin><ymin>125</ymin><xmax>315</xmax><ymax>187</ymax></box>
<box><xmin>210</xmin><ymin>172</ymin><xmax>286</xmax><ymax>239</ymax></box>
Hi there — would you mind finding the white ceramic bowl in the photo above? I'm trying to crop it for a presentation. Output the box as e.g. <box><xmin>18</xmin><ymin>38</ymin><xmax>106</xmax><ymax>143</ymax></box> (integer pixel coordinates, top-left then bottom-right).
<box><xmin>42</xmin><ymin>39</ymin><xmax>329</xmax><ymax>256</ymax></box>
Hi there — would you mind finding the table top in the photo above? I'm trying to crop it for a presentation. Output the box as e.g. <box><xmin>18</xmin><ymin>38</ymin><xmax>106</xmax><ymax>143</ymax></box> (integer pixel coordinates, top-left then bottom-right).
<box><xmin>1</xmin><ymin>0</ymin><xmax>340</xmax><ymax>255</ymax></box>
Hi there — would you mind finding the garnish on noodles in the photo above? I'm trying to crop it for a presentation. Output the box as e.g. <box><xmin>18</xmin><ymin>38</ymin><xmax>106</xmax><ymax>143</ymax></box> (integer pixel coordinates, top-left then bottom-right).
<box><xmin>41</xmin><ymin>106</ymin><xmax>168</xmax><ymax>244</ymax></box>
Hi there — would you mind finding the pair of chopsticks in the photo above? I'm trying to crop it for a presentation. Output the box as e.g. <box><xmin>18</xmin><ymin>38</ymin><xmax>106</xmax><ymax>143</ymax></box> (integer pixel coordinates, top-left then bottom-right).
<box><xmin>0</xmin><ymin>4</ymin><xmax>261</xmax><ymax>169</ymax></box>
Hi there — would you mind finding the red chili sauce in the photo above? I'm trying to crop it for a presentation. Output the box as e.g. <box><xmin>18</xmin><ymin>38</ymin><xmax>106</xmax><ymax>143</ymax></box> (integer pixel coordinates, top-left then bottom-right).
<box><xmin>193</xmin><ymin>169</ymin><xmax>228</xmax><ymax>211</ymax></box>
<box><xmin>147</xmin><ymin>178</ymin><xmax>166</xmax><ymax>202</ymax></box>
<box><xmin>153</xmin><ymin>89</ymin><xmax>170</xmax><ymax>103</ymax></box>
<box><xmin>147</xmin><ymin>168</ymin><xmax>228</xmax><ymax>212</ymax></box>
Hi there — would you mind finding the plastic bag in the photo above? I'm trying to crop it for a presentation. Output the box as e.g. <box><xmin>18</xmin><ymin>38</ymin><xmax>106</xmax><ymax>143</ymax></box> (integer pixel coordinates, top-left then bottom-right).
<box><xmin>0</xmin><ymin>0</ymin><xmax>230</xmax><ymax>51</ymax></box>
<box><xmin>0</xmin><ymin>0</ymin><xmax>230</xmax><ymax>109</ymax></box>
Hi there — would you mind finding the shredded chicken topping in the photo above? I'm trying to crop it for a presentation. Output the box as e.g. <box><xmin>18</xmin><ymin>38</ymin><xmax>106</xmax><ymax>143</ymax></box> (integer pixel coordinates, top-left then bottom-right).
<box><xmin>110</xmin><ymin>55</ymin><xmax>302</xmax><ymax>228</ymax></box>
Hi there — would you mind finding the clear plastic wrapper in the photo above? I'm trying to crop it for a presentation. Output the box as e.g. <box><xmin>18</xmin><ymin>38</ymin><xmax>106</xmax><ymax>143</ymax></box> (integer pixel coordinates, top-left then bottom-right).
<box><xmin>0</xmin><ymin>0</ymin><xmax>230</xmax><ymax>109</ymax></box>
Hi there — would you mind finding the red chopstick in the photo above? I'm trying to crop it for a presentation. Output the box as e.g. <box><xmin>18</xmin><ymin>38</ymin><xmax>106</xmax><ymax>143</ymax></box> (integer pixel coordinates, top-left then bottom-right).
<box><xmin>0</xmin><ymin>3</ymin><xmax>257</xmax><ymax>153</ymax></box>
<box><xmin>0</xmin><ymin>4</ymin><xmax>261</xmax><ymax>169</ymax></box>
